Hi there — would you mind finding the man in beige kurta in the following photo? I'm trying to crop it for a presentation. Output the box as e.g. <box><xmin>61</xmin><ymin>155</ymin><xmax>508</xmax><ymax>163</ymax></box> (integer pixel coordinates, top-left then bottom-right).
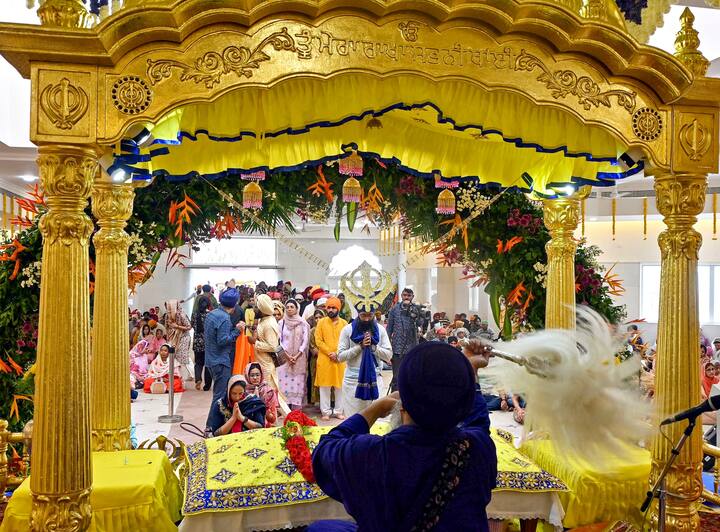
<box><xmin>314</xmin><ymin>297</ymin><xmax>347</xmax><ymax>420</ymax></box>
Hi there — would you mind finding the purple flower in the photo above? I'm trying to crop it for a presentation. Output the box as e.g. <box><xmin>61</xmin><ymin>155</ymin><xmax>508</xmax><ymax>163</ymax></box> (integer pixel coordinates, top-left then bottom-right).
<box><xmin>508</xmin><ymin>218</ymin><xmax>518</xmax><ymax>227</ymax></box>
<box><xmin>519</xmin><ymin>217</ymin><xmax>530</xmax><ymax>227</ymax></box>
<box><xmin>17</xmin><ymin>339</ymin><xmax>25</xmax><ymax>348</ymax></box>
<box><xmin>27</xmin><ymin>341</ymin><xmax>36</xmax><ymax>349</ymax></box>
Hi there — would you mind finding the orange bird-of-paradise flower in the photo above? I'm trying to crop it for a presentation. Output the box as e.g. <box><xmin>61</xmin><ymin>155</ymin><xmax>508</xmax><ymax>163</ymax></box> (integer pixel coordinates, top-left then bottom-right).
<box><xmin>6</xmin><ymin>355</ymin><xmax>23</xmax><ymax>376</ymax></box>
<box><xmin>602</xmin><ymin>264</ymin><xmax>626</xmax><ymax>297</ymax></box>
<box><xmin>168</xmin><ymin>193</ymin><xmax>200</xmax><ymax>238</ymax></box>
<box><xmin>440</xmin><ymin>214</ymin><xmax>468</xmax><ymax>250</ymax></box>
<box><xmin>9</xmin><ymin>395</ymin><xmax>32</xmax><ymax>422</ymax></box>
<box><xmin>496</xmin><ymin>236</ymin><xmax>524</xmax><ymax>254</ymax></box>
<box><xmin>0</xmin><ymin>358</ymin><xmax>11</xmax><ymax>373</ymax></box>
<box><xmin>307</xmin><ymin>166</ymin><xmax>335</xmax><ymax>203</ymax></box>
<box><xmin>521</xmin><ymin>289</ymin><xmax>535</xmax><ymax>314</ymax></box>
<box><xmin>506</xmin><ymin>281</ymin><xmax>526</xmax><ymax>306</ymax></box>
<box><xmin>0</xmin><ymin>239</ymin><xmax>28</xmax><ymax>281</ymax></box>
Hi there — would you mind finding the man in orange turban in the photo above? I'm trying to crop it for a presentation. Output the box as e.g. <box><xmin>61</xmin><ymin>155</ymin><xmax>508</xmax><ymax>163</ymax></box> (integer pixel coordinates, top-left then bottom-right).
<box><xmin>314</xmin><ymin>296</ymin><xmax>347</xmax><ymax>420</ymax></box>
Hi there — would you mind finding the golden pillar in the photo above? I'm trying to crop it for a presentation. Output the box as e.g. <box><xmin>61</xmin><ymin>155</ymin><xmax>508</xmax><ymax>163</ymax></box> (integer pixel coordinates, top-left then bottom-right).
<box><xmin>543</xmin><ymin>189</ymin><xmax>587</xmax><ymax>329</ymax></box>
<box><xmin>651</xmin><ymin>173</ymin><xmax>707</xmax><ymax>530</ymax></box>
<box><xmin>90</xmin><ymin>182</ymin><xmax>135</xmax><ymax>451</ymax></box>
<box><xmin>31</xmin><ymin>145</ymin><xmax>97</xmax><ymax>531</ymax></box>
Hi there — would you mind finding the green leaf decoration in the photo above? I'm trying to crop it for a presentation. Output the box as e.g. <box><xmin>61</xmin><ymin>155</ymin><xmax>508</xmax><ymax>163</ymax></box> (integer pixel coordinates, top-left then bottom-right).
<box><xmin>347</xmin><ymin>201</ymin><xmax>357</xmax><ymax>232</ymax></box>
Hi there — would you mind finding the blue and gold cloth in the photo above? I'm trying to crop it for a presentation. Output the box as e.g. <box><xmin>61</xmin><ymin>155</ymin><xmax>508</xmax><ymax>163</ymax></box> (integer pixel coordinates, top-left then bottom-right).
<box><xmin>183</xmin><ymin>425</ymin><xmax>566</xmax><ymax>516</ymax></box>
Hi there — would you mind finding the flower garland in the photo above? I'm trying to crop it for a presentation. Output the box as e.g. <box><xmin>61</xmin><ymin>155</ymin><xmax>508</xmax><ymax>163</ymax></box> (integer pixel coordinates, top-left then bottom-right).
<box><xmin>280</xmin><ymin>410</ymin><xmax>317</xmax><ymax>483</ymax></box>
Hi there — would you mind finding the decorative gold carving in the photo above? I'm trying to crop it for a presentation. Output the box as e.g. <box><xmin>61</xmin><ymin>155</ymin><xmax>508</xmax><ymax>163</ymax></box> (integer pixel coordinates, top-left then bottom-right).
<box><xmin>579</xmin><ymin>0</ymin><xmax>606</xmax><ymax>20</ymax></box>
<box><xmin>91</xmin><ymin>428</ymin><xmax>131</xmax><ymax>452</ymax></box>
<box><xmin>31</xmin><ymin>488</ymin><xmax>92</xmax><ymax>532</ymax></box>
<box><xmin>40</xmin><ymin>78</ymin><xmax>89</xmax><ymax>131</ymax></box>
<box><xmin>674</xmin><ymin>8</ymin><xmax>709</xmax><ymax>77</ymax></box>
<box><xmin>651</xmin><ymin>172</ymin><xmax>707</xmax><ymax>529</ymax></box>
<box><xmin>397</xmin><ymin>21</ymin><xmax>421</xmax><ymax>42</ymax></box>
<box><xmin>146</xmin><ymin>28</ymin><xmax>296</xmax><ymax>88</ymax></box>
<box><xmin>37</xmin><ymin>0</ymin><xmax>89</xmax><ymax>28</ymax></box>
<box><xmin>91</xmin><ymin>183</ymin><xmax>134</xmax><ymax>452</ymax></box>
<box><xmin>632</xmin><ymin>108</ymin><xmax>663</xmax><ymax>142</ymax></box>
<box><xmin>37</xmin><ymin>153</ymin><xmax>96</xmax><ymax>246</ymax></box>
<box><xmin>679</xmin><ymin>119</ymin><xmax>712</xmax><ymax>162</ymax></box>
<box><xmin>111</xmin><ymin>76</ymin><xmax>152</xmax><ymax>115</ymax></box>
<box><xmin>515</xmin><ymin>51</ymin><xmax>636</xmax><ymax>113</ymax></box>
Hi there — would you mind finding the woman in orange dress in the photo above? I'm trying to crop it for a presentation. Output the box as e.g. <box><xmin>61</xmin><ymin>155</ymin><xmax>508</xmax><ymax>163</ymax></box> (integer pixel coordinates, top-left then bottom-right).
<box><xmin>143</xmin><ymin>344</ymin><xmax>185</xmax><ymax>394</ymax></box>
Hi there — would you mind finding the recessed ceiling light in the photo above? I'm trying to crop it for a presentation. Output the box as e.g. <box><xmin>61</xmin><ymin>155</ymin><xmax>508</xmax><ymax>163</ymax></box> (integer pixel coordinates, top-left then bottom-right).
<box><xmin>19</xmin><ymin>175</ymin><xmax>37</xmax><ymax>182</ymax></box>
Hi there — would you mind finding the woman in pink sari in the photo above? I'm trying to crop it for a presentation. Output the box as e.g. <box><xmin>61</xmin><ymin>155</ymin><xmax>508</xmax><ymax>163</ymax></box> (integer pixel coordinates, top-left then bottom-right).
<box><xmin>163</xmin><ymin>299</ymin><xmax>193</xmax><ymax>382</ymax></box>
<box><xmin>278</xmin><ymin>299</ymin><xmax>310</xmax><ymax>411</ymax></box>
<box><xmin>130</xmin><ymin>339</ymin><xmax>150</xmax><ymax>388</ymax></box>
<box><xmin>245</xmin><ymin>362</ymin><xmax>279</xmax><ymax>427</ymax></box>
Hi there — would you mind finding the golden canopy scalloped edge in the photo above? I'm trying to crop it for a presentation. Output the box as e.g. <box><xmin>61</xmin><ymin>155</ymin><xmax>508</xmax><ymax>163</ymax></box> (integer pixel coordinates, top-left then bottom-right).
<box><xmin>0</xmin><ymin>0</ymin><xmax>694</xmax><ymax>104</ymax></box>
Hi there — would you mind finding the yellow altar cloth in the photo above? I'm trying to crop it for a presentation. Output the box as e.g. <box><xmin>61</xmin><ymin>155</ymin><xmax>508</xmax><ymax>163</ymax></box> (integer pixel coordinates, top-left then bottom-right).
<box><xmin>521</xmin><ymin>439</ymin><xmax>651</xmax><ymax>528</ymax></box>
<box><xmin>182</xmin><ymin>425</ymin><xmax>567</xmax><ymax>518</ymax></box>
<box><xmin>0</xmin><ymin>450</ymin><xmax>182</xmax><ymax>532</ymax></box>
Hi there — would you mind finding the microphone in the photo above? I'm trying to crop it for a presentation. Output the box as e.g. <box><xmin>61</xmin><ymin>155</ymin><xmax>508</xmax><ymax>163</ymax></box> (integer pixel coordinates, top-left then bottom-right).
<box><xmin>661</xmin><ymin>395</ymin><xmax>720</xmax><ymax>426</ymax></box>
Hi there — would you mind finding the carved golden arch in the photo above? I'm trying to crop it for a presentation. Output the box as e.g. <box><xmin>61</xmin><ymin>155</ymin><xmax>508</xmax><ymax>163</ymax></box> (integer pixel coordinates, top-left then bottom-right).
<box><xmin>6</xmin><ymin>0</ymin><xmax>713</xmax><ymax>172</ymax></box>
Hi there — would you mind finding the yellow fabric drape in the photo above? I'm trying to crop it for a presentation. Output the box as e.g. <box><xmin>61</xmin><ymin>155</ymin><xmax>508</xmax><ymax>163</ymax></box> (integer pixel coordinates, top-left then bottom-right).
<box><xmin>0</xmin><ymin>450</ymin><xmax>182</xmax><ymax>532</ymax></box>
<box><xmin>521</xmin><ymin>439</ymin><xmax>651</xmax><ymax>528</ymax></box>
<box><xmin>148</xmin><ymin>73</ymin><xmax>625</xmax><ymax>160</ymax></box>
<box><xmin>134</xmin><ymin>110</ymin><xmax>627</xmax><ymax>195</ymax></box>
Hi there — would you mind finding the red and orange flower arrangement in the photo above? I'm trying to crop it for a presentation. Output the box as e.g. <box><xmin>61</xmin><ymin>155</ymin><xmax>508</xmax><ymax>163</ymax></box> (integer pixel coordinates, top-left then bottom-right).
<box><xmin>280</xmin><ymin>411</ymin><xmax>317</xmax><ymax>483</ymax></box>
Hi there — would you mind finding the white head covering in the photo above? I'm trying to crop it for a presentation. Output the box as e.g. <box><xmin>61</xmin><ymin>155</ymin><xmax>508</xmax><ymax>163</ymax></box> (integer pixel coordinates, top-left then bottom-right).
<box><xmin>256</xmin><ymin>293</ymin><xmax>274</xmax><ymax>316</ymax></box>
<box><xmin>317</xmin><ymin>297</ymin><xmax>328</xmax><ymax>306</ymax></box>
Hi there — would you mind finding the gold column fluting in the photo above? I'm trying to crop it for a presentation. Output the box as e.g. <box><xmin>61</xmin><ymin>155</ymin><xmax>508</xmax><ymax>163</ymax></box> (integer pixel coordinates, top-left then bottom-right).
<box><xmin>651</xmin><ymin>173</ymin><xmax>707</xmax><ymax>531</ymax></box>
<box><xmin>31</xmin><ymin>145</ymin><xmax>97</xmax><ymax>532</ymax></box>
<box><xmin>543</xmin><ymin>189</ymin><xmax>588</xmax><ymax>330</ymax></box>
<box><xmin>90</xmin><ymin>182</ymin><xmax>135</xmax><ymax>451</ymax></box>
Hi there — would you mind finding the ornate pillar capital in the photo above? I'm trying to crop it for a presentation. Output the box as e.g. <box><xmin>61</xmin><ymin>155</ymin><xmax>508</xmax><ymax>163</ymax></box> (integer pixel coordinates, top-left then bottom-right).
<box><xmin>90</xmin><ymin>182</ymin><xmax>135</xmax><ymax>452</ymax></box>
<box><xmin>32</xmin><ymin>144</ymin><xmax>96</xmax><ymax>531</ymax></box>
<box><xmin>542</xmin><ymin>189</ymin><xmax>586</xmax><ymax>330</ymax></box>
<box><xmin>655</xmin><ymin>173</ymin><xmax>706</xmax><ymax>261</ymax></box>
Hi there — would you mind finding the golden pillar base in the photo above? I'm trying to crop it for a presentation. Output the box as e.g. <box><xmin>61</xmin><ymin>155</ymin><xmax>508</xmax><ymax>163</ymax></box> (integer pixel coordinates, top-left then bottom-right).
<box><xmin>543</xmin><ymin>189</ymin><xmax>588</xmax><ymax>330</ymax></box>
<box><xmin>651</xmin><ymin>173</ymin><xmax>707</xmax><ymax>531</ymax></box>
<box><xmin>90</xmin><ymin>183</ymin><xmax>134</xmax><ymax>452</ymax></box>
<box><xmin>31</xmin><ymin>145</ymin><xmax>97</xmax><ymax>532</ymax></box>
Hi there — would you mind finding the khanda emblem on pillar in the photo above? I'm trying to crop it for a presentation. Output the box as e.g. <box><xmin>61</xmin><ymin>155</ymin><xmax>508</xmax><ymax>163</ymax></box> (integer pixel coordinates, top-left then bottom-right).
<box><xmin>679</xmin><ymin>118</ymin><xmax>712</xmax><ymax>161</ymax></box>
<box><xmin>340</xmin><ymin>261</ymin><xmax>394</xmax><ymax>313</ymax></box>
<box><xmin>40</xmin><ymin>78</ymin><xmax>89</xmax><ymax>130</ymax></box>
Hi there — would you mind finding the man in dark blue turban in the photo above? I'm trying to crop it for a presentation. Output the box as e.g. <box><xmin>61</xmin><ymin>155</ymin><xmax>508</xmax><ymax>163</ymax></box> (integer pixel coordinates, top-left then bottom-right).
<box><xmin>204</xmin><ymin>288</ymin><xmax>243</xmax><ymax>432</ymax></box>
<box><xmin>310</xmin><ymin>340</ymin><xmax>497</xmax><ymax>531</ymax></box>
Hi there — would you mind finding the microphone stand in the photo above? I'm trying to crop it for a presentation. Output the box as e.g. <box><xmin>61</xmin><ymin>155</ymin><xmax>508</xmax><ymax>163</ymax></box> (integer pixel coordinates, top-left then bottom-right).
<box><xmin>640</xmin><ymin>417</ymin><xmax>698</xmax><ymax>530</ymax></box>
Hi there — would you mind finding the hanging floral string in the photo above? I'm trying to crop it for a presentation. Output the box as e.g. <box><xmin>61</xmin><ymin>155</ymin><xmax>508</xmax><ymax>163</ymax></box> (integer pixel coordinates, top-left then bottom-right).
<box><xmin>436</xmin><ymin>189</ymin><xmax>456</xmax><ymax>215</ymax></box>
<box><xmin>642</xmin><ymin>198</ymin><xmax>647</xmax><ymax>240</ymax></box>
<box><xmin>242</xmin><ymin>182</ymin><xmax>263</xmax><ymax>210</ymax></box>
<box><xmin>611</xmin><ymin>197</ymin><xmax>616</xmax><ymax>241</ymax></box>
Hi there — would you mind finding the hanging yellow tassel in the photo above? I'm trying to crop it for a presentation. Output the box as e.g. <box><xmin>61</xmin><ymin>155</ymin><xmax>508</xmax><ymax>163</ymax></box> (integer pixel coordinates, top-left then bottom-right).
<box><xmin>242</xmin><ymin>181</ymin><xmax>263</xmax><ymax>210</ymax></box>
<box><xmin>714</xmin><ymin>193</ymin><xmax>717</xmax><ymax>241</ymax></box>
<box><xmin>342</xmin><ymin>176</ymin><xmax>362</xmax><ymax>203</ymax></box>
<box><xmin>436</xmin><ymin>189</ymin><xmax>456</xmax><ymax>215</ymax></box>
<box><xmin>581</xmin><ymin>198</ymin><xmax>585</xmax><ymax>237</ymax></box>
<box><xmin>339</xmin><ymin>150</ymin><xmax>363</xmax><ymax>177</ymax></box>
<box><xmin>611</xmin><ymin>197</ymin><xmax>616</xmax><ymax>241</ymax></box>
<box><xmin>643</xmin><ymin>198</ymin><xmax>648</xmax><ymax>240</ymax></box>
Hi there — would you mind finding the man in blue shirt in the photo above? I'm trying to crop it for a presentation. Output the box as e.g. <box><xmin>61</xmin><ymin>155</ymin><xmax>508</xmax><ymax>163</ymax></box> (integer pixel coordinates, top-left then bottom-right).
<box><xmin>310</xmin><ymin>340</ymin><xmax>497</xmax><ymax>531</ymax></box>
<box><xmin>204</xmin><ymin>287</ymin><xmax>243</xmax><ymax>431</ymax></box>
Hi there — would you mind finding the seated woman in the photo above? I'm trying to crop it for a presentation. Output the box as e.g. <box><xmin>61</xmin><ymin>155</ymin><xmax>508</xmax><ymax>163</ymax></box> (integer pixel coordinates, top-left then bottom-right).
<box><xmin>130</xmin><ymin>339</ymin><xmax>150</xmax><ymax>389</ymax></box>
<box><xmin>207</xmin><ymin>375</ymin><xmax>266</xmax><ymax>436</ymax></box>
<box><xmin>245</xmin><ymin>362</ymin><xmax>279</xmax><ymax>427</ymax></box>
<box><xmin>144</xmin><ymin>327</ymin><xmax>166</xmax><ymax>363</ymax></box>
<box><xmin>143</xmin><ymin>344</ymin><xmax>185</xmax><ymax>394</ymax></box>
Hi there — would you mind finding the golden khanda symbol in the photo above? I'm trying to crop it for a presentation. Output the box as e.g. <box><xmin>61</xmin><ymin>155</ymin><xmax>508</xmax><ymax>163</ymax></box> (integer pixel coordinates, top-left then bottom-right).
<box><xmin>40</xmin><ymin>78</ymin><xmax>89</xmax><ymax>130</ymax></box>
<box><xmin>340</xmin><ymin>261</ymin><xmax>393</xmax><ymax>313</ymax></box>
<box><xmin>679</xmin><ymin>118</ymin><xmax>712</xmax><ymax>161</ymax></box>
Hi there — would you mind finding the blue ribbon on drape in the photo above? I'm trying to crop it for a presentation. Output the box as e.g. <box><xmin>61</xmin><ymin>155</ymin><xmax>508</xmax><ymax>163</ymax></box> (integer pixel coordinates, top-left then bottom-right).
<box><xmin>351</xmin><ymin>319</ymin><xmax>380</xmax><ymax>401</ymax></box>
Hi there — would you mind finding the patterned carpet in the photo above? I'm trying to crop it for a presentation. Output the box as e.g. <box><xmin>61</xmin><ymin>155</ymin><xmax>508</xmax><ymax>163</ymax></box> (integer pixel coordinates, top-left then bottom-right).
<box><xmin>702</xmin><ymin>511</ymin><xmax>720</xmax><ymax>532</ymax></box>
